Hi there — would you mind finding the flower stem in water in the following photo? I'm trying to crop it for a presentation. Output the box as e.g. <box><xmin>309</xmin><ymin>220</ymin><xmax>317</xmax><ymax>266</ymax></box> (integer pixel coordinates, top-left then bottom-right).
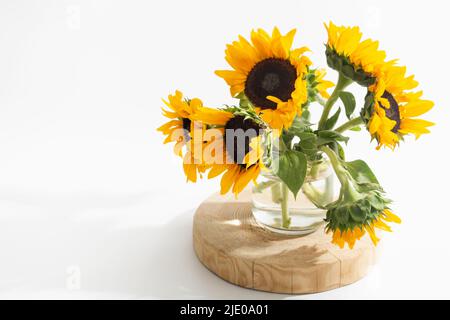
<box><xmin>281</xmin><ymin>182</ymin><xmax>291</xmax><ymax>228</ymax></box>
<box><xmin>271</xmin><ymin>183</ymin><xmax>282</xmax><ymax>204</ymax></box>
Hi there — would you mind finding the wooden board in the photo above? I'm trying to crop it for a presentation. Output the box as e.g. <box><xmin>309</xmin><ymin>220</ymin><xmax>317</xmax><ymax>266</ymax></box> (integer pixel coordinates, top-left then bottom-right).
<box><xmin>193</xmin><ymin>190</ymin><xmax>377</xmax><ymax>294</ymax></box>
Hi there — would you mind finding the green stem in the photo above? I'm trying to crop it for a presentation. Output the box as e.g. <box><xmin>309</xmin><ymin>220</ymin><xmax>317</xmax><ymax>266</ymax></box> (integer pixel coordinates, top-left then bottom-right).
<box><xmin>280</xmin><ymin>182</ymin><xmax>291</xmax><ymax>228</ymax></box>
<box><xmin>319</xmin><ymin>146</ymin><xmax>362</xmax><ymax>202</ymax></box>
<box><xmin>309</xmin><ymin>162</ymin><xmax>320</xmax><ymax>179</ymax></box>
<box><xmin>323</xmin><ymin>174</ymin><xmax>334</xmax><ymax>203</ymax></box>
<box><xmin>253</xmin><ymin>180</ymin><xmax>277</xmax><ymax>193</ymax></box>
<box><xmin>318</xmin><ymin>73</ymin><xmax>353</xmax><ymax>130</ymax></box>
<box><xmin>319</xmin><ymin>146</ymin><xmax>347</xmax><ymax>187</ymax></box>
<box><xmin>275</xmin><ymin>131</ymin><xmax>292</xmax><ymax>228</ymax></box>
<box><xmin>335</xmin><ymin>117</ymin><xmax>364</xmax><ymax>133</ymax></box>
<box><xmin>302</xmin><ymin>183</ymin><xmax>326</xmax><ymax>208</ymax></box>
<box><xmin>316</xmin><ymin>96</ymin><xmax>327</xmax><ymax>107</ymax></box>
<box><xmin>271</xmin><ymin>183</ymin><xmax>282</xmax><ymax>204</ymax></box>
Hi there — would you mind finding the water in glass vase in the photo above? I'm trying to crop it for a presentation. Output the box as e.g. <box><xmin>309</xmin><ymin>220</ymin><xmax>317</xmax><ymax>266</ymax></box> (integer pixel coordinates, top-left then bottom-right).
<box><xmin>251</xmin><ymin>160</ymin><xmax>335</xmax><ymax>236</ymax></box>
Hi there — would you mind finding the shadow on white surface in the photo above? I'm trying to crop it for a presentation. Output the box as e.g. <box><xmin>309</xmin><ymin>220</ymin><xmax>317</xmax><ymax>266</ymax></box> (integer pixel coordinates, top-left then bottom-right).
<box><xmin>0</xmin><ymin>193</ymin><xmax>291</xmax><ymax>299</ymax></box>
<box><xmin>1</xmin><ymin>190</ymin><xmax>449</xmax><ymax>299</ymax></box>
<box><xmin>72</xmin><ymin>208</ymin><xmax>289</xmax><ymax>299</ymax></box>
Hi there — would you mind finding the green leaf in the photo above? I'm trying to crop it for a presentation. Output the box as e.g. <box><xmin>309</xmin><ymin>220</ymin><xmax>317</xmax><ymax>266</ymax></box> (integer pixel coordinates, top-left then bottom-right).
<box><xmin>323</xmin><ymin>108</ymin><xmax>341</xmax><ymax>130</ymax></box>
<box><xmin>297</xmin><ymin>141</ymin><xmax>317</xmax><ymax>158</ymax></box>
<box><xmin>341</xmin><ymin>65</ymin><xmax>355</xmax><ymax>79</ymax></box>
<box><xmin>294</xmin><ymin>132</ymin><xmax>319</xmax><ymax>158</ymax></box>
<box><xmin>275</xmin><ymin>150</ymin><xmax>307</xmax><ymax>198</ymax></box>
<box><xmin>367</xmin><ymin>194</ymin><xmax>386</xmax><ymax>210</ymax></box>
<box><xmin>288</xmin><ymin>116</ymin><xmax>311</xmax><ymax>133</ymax></box>
<box><xmin>317</xmin><ymin>130</ymin><xmax>349</xmax><ymax>146</ymax></box>
<box><xmin>281</xmin><ymin>133</ymin><xmax>293</xmax><ymax>149</ymax></box>
<box><xmin>301</xmin><ymin>109</ymin><xmax>311</xmax><ymax>122</ymax></box>
<box><xmin>336</xmin><ymin>143</ymin><xmax>346</xmax><ymax>160</ymax></box>
<box><xmin>339</xmin><ymin>91</ymin><xmax>356</xmax><ymax>119</ymax></box>
<box><xmin>350</xmin><ymin>126</ymin><xmax>362</xmax><ymax>131</ymax></box>
<box><xmin>345</xmin><ymin>160</ymin><xmax>380</xmax><ymax>185</ymax></box>
<box><xmin>349</xmin><ymin>204</ymin><xmax>367</xmax><ymax>223</ymax></box>
<box><xmin>334</xmin><ymin>206</ymin><xmax>350</xmax><ymax>224</ymax></box>
<box><xmin>298</xmin><ymin>132</ymin><xmax>316</xmax><ymax>141</ymax></box>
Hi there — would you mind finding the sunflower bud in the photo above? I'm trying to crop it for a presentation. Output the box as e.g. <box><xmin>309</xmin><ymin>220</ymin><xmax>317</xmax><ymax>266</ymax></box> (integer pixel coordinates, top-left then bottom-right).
<box><xmin>320</xmin><ymin>145</ymin><xmax>401</xmax><ymax>249</ymax></box>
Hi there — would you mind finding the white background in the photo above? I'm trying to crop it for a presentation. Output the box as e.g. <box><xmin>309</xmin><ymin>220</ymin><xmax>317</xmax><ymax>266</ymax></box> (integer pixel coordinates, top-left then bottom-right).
<box><xmin>0</xmin><ymin>0</ymin><xmax>448</xmax><ymax>299</ymax></box>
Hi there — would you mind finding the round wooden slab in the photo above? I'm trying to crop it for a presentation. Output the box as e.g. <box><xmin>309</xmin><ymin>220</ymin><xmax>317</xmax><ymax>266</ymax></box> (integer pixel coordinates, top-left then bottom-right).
<box><xmin>193</xmin><ymin>190</ymin><xmax>377</xmax><ymax>294</ymax></box>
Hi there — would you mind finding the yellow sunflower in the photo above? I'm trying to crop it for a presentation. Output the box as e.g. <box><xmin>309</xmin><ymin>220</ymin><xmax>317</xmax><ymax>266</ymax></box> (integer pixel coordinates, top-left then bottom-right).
<box><xmin>182</xmin><ymin>149</ymin><xmax>209</xmax><ymax>183</ymax></box>
<box><xmin>331</xmin><ymin>209</ymin><xmax>401</xmax><ymax>249</ymax></box>
<box><xmin>158</xmin><ymin>90</ymin><xmax>201</xmax><ymax>155</ymax></box>
<box><xmin>157</xmin><ymin>90</ymin><xmax>207</xmax><ymax>182</ymax></box>
<box><xmin>215</xmin><ymin>27</ymin><xmax>310</xmax><ymax>130</ymax></box>
<box><xmin>364</xmin><ymin>63</ymin><xmax>434</xmax><ymax>149</ymax></box>
<box><xmin>192</xmin><ymin>107</ymin><xmax>265</xmax><ymax>196</ymax></box>
<box><xmin>325</xmin><ymin>22</ymin><xmax>386</xmax><ymax>86</ymax></box>
<box><xmin>308</xmin><ymin>68</ymin><xmax>334</xmax><ymax>100</ymax></box>
<box><xmin>315</xmin><ymin>69</ymin><xmax>334</xmax><ymax>99</ymax></box>
<box><xmin>321</xmin><ymin>144</ymin><xmax>402</xmax><ymax>249</ymax></box>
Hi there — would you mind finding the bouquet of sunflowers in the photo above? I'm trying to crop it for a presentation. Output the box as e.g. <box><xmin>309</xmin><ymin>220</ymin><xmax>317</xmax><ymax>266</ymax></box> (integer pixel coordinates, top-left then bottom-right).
<box><xmin>158</xmin><ymin>23</ymin><xmax>433</xmax><ymax>249</ymax></box>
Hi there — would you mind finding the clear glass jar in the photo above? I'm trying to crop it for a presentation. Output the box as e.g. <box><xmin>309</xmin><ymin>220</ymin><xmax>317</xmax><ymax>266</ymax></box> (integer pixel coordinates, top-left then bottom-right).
<box><xmin>251</xmin><ymin>159</ymin><xmax>335</xmax><ymax>236</ymax></box>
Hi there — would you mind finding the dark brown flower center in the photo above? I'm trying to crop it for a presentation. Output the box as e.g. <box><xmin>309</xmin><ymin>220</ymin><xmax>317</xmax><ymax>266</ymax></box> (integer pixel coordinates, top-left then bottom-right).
<box><xmin>182</xmin><ymin>117</ymin><xmax>191</xmax><ymax>141</ymax></box>
<box><xmin>380</xmin><ymin>91</ymin><xmax>400</xmax><ymax>133</ymax></box>
<box><xmin>245</xmin><ymin>58</ymin><xmax>297</xmax><ymax>110</ymax></box>
<box><xmin>224</xmin><ymin>115</ymin><xmax>262</xmax><ymax>165</ymax></box>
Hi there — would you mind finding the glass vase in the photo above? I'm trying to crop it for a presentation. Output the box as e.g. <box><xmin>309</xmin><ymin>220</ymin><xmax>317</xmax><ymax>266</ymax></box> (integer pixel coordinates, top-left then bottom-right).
<box><xmin>251</xmin><ymin>159</ymin><xmax>335</xmax><ymax>236</ymax></box>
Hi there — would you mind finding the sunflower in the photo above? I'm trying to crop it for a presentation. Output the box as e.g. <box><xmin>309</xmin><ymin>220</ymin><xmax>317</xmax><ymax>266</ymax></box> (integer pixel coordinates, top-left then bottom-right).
<box><xmin>325</xmin><ymin>185</ymin><xmax>402</xmax><ymax>249</ymax></box>
<box><xmin>330</xmin><ymin>209</ymin><xmax>401</xmax><ymax>249</ymax></box>
<box><xmin>215</xmin><ymin>27</ymin><xmax>311</xmax><ymax>130</ymax></box>
<box><xmin>320</xmin><ymin>145</ymin><xmax>402</xmax><ymax>249</ymax></box>
<box><xmin>157</xmin><ymin>90</ymin><xmax>207</xmax><ymax>182</ymax></box>
<box><xmin>158</xmin><ymin>90</ymin><xmax>201</xmax><ymax>155</ymax></box>
<box><xmin>314</xmin><ymin>69</ymin><xmax>334</xmax><ymax>99</ymax></box>
<box><xmin>325</xmin><ymin>22</ymin><xmax>386</xmax><ymax>86</ymax></box>
<box><xmin>182</xmin><ymin>149</ymin><xmax>209</xmax><ymax>183</ymax></box>
<box><xmin>306</xmin><ymin>68</ymin><xmax>334</xmax><ymax>100</ymax></box>
<box><xmin>363</xmin><ymin>64</ymin><xmax>434</xmax><ymax>149</ymax></box>
<box><xmin>192</xmin><ymin>107</ymin><xmax>265</xmax><ymax>196</ymax></box>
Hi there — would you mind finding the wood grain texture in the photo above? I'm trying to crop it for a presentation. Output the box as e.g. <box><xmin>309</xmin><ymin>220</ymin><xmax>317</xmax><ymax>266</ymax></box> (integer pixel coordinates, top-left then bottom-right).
<box><xmin>193</xmin><ymin>190</ymin><xmax>376</xmax><ymax>294</ymax></box>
